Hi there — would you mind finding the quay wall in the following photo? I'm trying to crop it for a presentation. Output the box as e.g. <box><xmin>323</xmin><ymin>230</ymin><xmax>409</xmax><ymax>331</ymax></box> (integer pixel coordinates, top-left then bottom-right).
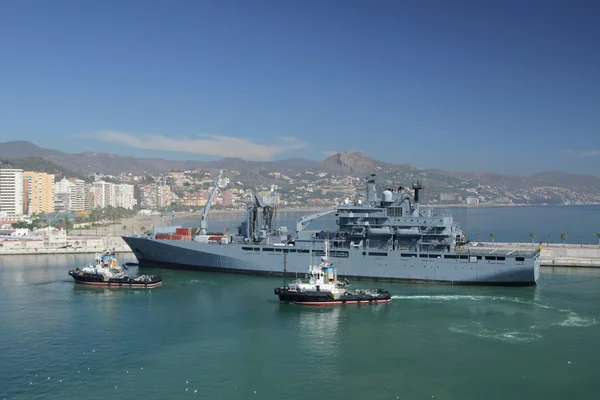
<box><xmin>487</xmin><ymin>242</ymin><xmax>600</xmax><ymax>268</ymax></box>
<box><xmin>0</xmin><ymin>236</ymin><xmax>132</xmax><ymax>255</ymax></box>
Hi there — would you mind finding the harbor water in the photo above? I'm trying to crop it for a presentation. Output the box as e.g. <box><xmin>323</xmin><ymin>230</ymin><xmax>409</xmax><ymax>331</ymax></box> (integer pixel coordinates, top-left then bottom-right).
<box><xmin>1</xmin><ymin>206</ymin><xmax>600</xmax><ymax>399</ymax></box>
<box><xmin>1</xmin><ymin>255</ymin><xmax>599</xmax><ymax>399</ymax></box>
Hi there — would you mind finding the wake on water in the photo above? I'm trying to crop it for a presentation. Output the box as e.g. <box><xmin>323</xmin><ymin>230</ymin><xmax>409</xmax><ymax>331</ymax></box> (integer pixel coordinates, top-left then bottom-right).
<box><xmin>390</xmin><ymin>294</ymin><xmax>597</xmax><ymax>343</ymax></box>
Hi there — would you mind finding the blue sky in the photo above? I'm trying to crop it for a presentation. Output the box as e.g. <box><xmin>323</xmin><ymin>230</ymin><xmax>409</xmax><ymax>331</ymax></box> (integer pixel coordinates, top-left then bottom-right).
<box><xmin>0</xmin><ymin>0</ymin><xmax>599</xmax><ymax>175</ymax></box>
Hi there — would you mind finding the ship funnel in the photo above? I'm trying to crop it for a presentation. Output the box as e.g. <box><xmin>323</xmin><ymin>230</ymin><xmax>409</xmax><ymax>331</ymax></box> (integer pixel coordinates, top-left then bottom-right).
<box><xmin>412</xmin><ymin>181</ymin><xmax>424</xmax><ymax>203</ymax></box>
<box><xmin>365</xmin><ymin>174</ymin><xmax>377</xmax><ymax>203</ymax></box>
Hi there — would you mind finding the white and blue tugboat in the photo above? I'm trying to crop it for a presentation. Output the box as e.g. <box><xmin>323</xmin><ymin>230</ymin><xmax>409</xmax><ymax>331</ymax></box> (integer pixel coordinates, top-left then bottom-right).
<box><xmin>274</xmin><ymin>240</ymin><xmax>392</xmax><ymax>306</ymax></box>
<box><xmin>68</xmin><ymin>249</ymin><xmax>162</xmax><ymax>288</ymax></box>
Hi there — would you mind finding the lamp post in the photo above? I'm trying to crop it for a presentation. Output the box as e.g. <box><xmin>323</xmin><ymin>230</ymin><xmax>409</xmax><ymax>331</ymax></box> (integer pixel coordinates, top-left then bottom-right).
<box><xmin>547</xmin><ymin>234</ymin><xmax>550</xmax><ymax>247</ymax></box>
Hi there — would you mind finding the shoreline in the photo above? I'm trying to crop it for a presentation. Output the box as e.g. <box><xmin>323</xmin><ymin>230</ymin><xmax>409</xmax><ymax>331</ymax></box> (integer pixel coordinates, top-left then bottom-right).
<box><xmin>71</xmin><ymin>208</ymin><xmax>330</xmax><ymax>236</ymax></box>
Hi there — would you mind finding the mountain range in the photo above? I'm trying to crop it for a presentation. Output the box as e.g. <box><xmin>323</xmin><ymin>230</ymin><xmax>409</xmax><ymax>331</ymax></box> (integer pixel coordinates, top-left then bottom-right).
<box><xmin>1</xmin><ymin>140</ymin><xmax>600</xmax><ymax>193</ymax></box>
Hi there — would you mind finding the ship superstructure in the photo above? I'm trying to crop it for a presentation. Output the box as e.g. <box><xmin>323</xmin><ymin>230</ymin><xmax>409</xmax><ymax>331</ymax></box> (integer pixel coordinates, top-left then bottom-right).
<box><xmin>123</xmin><ymin>174</ymin><xmax>540</xmax><ymax>285</ymax></box>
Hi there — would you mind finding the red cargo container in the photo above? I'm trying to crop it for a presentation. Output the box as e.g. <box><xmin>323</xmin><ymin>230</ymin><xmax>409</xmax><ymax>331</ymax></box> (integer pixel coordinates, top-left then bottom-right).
<box><xmin>170</xmin><ymin>234</ymin><xmax>184</xmax><ymax>240</ymax></box>
<box><xmin>176</xmin><ymin>228</ymin><xmax>192</xmax><ymax>236</ymax></box>
<box><xmin>156</xmin><ymin>234</ymin><xmax>170</xmax><ymax>240</ymax></box>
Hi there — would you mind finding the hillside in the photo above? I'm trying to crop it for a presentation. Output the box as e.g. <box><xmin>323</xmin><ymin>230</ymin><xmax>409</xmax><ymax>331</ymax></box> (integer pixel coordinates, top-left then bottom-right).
<box><xmin>0</xmin><ymin>141</ymin><xmax>321</xmax><ymax>175</ymax></box>
<box><xmin>0</xmin><ymin>157</ymin><xmax>88</xmax><ymax>181</ymax></box>
<box><xmin>1</xmin><ymin>141</ymin><xmax>600</xmax><ymax>196</ymax></box>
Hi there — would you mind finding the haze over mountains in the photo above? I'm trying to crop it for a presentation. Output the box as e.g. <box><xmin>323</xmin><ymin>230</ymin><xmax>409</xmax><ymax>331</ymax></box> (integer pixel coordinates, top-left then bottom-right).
<box><xmin>1</xmin><ymin>140</ymin><xmax>600</xmax><ymax>193</ymax></box>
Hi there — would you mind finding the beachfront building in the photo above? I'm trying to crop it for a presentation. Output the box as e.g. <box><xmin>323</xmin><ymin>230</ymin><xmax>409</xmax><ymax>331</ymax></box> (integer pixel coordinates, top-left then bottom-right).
<box><xmin>91</xmin><ymin>181</ymin><xmax>114</xmax><ymax>209</ymax></box>
<box><xmin>0</xmin><ymin>169</ymin><xmax>24</xmax><ymax>217</ymax></box>
<box><xmin>54</xmin><ymin>177</ymin><xmax>76</xmax><ymax>212</ymax></box>
<box><xmin>54</xmin><ymin>178</ymin><xmax>91</xmax><ymax>212</ymax></box>
<box><xmin>114</xmin><ymin>184</ymin><xmax>136</xmax><ymax>210</ymax></box>
<box><xmin>139</xmin><ymin>183</ymin><xmax>171</xmax><ymax>209</ymax></box>
<box><xmin>23</xmin><ymin>171</ymin><xmax>55</xmax><ymax>215</ymax></box>
<box><xmin>71</xmin><ymin>179</ymin><xmax>90</xmax><ymax>211</ymax></box>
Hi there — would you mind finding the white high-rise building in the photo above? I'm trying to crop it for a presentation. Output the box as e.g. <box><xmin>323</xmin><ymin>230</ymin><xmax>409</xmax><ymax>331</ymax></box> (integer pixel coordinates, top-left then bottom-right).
<box><xmin>0</xmin><ymin>169</ymin><xmax>24</xmax><ymax>217</ymax></box>
<box><xmin>91</xmin><ymin>181</ymin><xmax>115</xmax><ymax>209</ymax></box>
<box><xmin>71</xmin><ymin>179</ymin><xmax>90</xmax><ymax>211</ymax></box>
<box><xmin>114</xmin><ymin>184</ymin><xmax>135</xmax><ymax>210</ymax></box>
<box><xmin>54</xmin><ymin>178</ymin><xmax>76</xmax><ymax>211</ymax></box>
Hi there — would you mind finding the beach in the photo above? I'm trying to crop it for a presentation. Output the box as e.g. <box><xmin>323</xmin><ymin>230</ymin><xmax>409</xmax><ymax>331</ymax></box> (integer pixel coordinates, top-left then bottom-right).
<box><xmin>71</xmin><ymin>208</ymin><xmax>328</xmax><ymax>237</ymax></box>
<box><xmin>71</xmin><ymin>212</ymin><xmax>197</xmax><ymax>237</ymax></box>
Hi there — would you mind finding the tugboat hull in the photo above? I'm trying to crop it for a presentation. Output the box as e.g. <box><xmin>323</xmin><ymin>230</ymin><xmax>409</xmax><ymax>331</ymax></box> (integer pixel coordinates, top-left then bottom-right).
<box><xmin>274</xmin><ymin>288</ymin><xmax>391</xmax><ymax>306</ymax></box>
<box><xmin>68</xmin><ymin>270</ymin><xmax>162</xmax><ymax>288</ymax></box>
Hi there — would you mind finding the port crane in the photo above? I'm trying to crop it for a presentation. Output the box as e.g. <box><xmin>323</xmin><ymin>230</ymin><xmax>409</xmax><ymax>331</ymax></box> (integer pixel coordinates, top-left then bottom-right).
<box><xmin>199</xmin><ymin>169</ymin><xmax>223</xmax><ymax>235</ymax></box>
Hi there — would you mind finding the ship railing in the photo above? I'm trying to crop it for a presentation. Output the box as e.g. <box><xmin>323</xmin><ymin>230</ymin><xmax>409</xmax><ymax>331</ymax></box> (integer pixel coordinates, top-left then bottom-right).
<box><xmin>456</xmin><ymin>247</ymin><xmax>540</xmax><ymax>256</ymax></box>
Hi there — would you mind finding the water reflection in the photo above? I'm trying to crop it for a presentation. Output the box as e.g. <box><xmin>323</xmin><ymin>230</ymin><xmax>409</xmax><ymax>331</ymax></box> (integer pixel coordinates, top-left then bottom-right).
<box><xmin>295</xmin><ymin>306</ymin><xmax>342</xmax><ymax>360</ymax></box>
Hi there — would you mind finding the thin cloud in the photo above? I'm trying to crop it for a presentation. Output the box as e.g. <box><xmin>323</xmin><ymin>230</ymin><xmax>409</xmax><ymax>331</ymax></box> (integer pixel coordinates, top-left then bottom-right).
<box><xmin>577</xmin><ymin>150</ymin><xmax>600</xmax><ymax>157</ymax></box>
<box><xmin>322</xmin><ymin>149</ymin><xmax>361</xmax><ymax>158</ymax></box>
<box><xmin>565</xmin><ymin>149</ymin><xmax>600</xmax><ymax>158</ymax></box>
<box><xmin>85</xmin><ymin>131</ymin><xmax>308</xmax><ymax>160</ymax></box>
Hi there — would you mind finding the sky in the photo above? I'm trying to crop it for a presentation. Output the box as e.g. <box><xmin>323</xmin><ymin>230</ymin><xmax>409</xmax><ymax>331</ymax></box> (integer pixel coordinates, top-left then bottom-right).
<box><xmin>0</xmin><ymin>0</ymin><xmax>599</xmax><ymax>175</ymax></box>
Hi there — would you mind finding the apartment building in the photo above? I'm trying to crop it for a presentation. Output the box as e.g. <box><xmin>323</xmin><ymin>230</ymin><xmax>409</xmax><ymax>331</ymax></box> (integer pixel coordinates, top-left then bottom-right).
<box><xmin>23</xmin><ymin>171</ymin><xmax>55</xmax><ymax>215</ymax></box>
<box><xmin>0</xmin><ymin>169</ymin><xmax>24</xmax><ymax>217</ymax></box>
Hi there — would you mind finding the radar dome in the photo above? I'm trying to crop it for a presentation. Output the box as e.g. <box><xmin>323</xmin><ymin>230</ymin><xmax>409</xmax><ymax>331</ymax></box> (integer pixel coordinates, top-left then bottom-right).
<box><xmin>344</xmin><ymin>198</ymin><xmax>350</xmax><ymax>205</ymax></box>
<box><xmin>382</xmin><ymin>189</ymin><xmax>393</xmax><ymax>203</ymax></box>
<box><xmin>357</xmin><ymin>199</ymin><xmax>363</xmax><ymax>205</ymax></box>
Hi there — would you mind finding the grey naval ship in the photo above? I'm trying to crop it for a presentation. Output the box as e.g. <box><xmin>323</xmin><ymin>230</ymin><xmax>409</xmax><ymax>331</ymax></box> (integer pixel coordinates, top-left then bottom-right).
<box><xmin>122</xmin><ymin>173</ymin><xmax>540</xmax><ymax>286</ymax></box>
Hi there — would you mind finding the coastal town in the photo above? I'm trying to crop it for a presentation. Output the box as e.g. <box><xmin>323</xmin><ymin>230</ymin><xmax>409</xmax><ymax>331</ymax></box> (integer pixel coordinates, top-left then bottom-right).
<box><xmin>2</xmin><ymin>160</ymin><xmax>600</xmax><ymax>233</ymax></box>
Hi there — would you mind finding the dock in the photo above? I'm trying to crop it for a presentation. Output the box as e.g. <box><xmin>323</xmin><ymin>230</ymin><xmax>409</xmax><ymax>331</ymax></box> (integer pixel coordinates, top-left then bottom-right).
<box><xmin>485</xmin><ymin>242</ymin><xmax>600</xmax><ymax>268</ymax></box>
<box><xmin>0</xmin><ymin>232</ymin><xmax>132</xmax><ymax>255</ymax></box>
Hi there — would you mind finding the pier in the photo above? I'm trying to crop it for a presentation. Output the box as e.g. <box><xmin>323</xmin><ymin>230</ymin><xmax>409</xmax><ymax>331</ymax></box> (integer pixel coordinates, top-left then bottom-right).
<box><xmin>484</xmin><ymin>242</ymin><xmax>600</xmax><ymax>268</ymax></box>
<box><xmin>0</xmin><ymin>231</ymin><xmax>131</xmax><ymax>255</ymax></box>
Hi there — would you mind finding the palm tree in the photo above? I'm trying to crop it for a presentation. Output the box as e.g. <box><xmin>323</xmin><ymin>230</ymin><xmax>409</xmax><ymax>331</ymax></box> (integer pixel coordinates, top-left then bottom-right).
<box><xmin>489</xmin><ymin>232</ymin><xmax>496</xmax><ymax>243</ymax></box>
<box><xmin>560</xmin><ymin>232</ymin><xmax>567</xmax><ymax>245</ymax></box>
<box><xmin>64</xmin><ymin>216</ymin><xmax>74</xmax><ymax>232</ymax></box>
<box><xmin>529</xmin><ymin>231</ymin><xmax>536</xmax><ymax>246</ymax></box>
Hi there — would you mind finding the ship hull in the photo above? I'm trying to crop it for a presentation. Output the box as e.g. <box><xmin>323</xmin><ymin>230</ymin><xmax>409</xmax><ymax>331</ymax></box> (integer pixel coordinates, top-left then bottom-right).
<box><xmin>274</xmin><ymin>288</ymin><xmax>392</xmax><ymax>306</ymax></box>
<box><xmin>68</xmin><ymin>269</ymin><xmax>162</xmax><ymax>288</ymax></box>
<box><xmin>122</xmin><ymin>237</ymin><xmax>539</xmax><ymax>286</ymax></box>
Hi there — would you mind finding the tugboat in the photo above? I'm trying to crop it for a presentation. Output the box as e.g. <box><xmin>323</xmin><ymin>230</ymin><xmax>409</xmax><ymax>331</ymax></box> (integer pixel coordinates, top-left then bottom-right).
<box><xmin>68</xmin><ymin>249</ymin><xmax>162</xmax><ymax>288</ymax></box>
<box><xmin>274</xmin><ymin>240</ymin><xmax>392</xmax><ymax>306</ymax></box>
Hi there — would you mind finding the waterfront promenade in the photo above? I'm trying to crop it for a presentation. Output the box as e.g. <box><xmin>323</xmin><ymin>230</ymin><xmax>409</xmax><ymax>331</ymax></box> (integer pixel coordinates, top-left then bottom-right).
<box><xmin>0</xmin><ymin>235</ymin><xmax>131</xmax><ymax>255</ymax></box>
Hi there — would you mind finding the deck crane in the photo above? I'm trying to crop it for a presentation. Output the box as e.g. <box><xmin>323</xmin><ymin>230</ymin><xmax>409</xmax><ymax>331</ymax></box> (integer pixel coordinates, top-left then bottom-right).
<box><xmin>199</xmin><ymin>169</ymin><xmax>223</xmax><ymax>235</ymax></box>
<box><xmin>295</xmin><ymin>207</ymin><xmax>336</xmax><ymax>234</ymax></box>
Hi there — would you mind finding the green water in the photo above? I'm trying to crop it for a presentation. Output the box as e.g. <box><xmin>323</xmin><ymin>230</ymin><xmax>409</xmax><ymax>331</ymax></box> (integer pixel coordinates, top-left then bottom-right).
<box><xmin>1</xmin><ymin>254</ymin><xmax>599</xmax><ymax>399</ymax></box>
